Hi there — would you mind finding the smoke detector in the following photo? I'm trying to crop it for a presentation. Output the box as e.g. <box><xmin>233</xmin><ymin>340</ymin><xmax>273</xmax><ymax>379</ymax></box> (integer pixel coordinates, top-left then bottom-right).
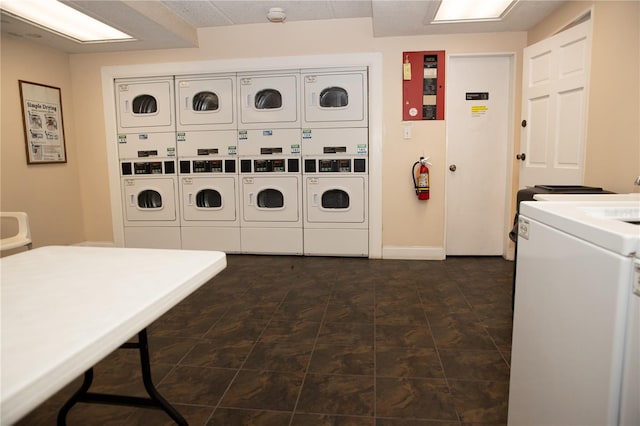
<box><xmin>267</xmin><ymin>7</ymin><xmax>286</xmax><ymax>23</ymax></box>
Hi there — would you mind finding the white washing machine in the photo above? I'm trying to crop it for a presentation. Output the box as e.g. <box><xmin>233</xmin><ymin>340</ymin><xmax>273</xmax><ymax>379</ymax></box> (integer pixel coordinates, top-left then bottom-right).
<box><xmin>238</xmin><ymin>129</ymin><xmax>302</xmax><ymax>255</ymax></box>
<box><xmin>237</xmin><ymin>71</ymin><xmax>300</xmax><ymax>128</ymax></box>
<box><xmin>302</xmin><ymin>128</ymin><xmax>368</xmax><ymax>256</ymax></box>
<box><xmin>120</xmin><ymin>159</ymin><xmax>180</xmax><ymax>249</ymax></box>
<box><xmin>115</xmin><ymin>77</ymin><xmax>176</xmax><ymax>160</ymax></box>
<box><xmin>178</xmin><ymin>131</ymin><xmax>240</xmax><ymax>252</ymax></box>
<box><xmin>302</xmin><ymin>67</ymin><xmax>368</xmax><ymax>128</ymax></box>
<box><xmin>175</xmin><ymin>74</ymin><xmax>236</xmax><ymax>131</ymax></box>
<box><xmin>509</xmin><ymin>200</ymin><xmax>640</xmax><ymax>426</ymax></box>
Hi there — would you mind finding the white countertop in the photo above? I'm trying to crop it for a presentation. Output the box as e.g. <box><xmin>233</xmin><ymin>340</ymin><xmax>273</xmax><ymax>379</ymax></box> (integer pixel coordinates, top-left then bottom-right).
<box><xmin>520</xmin><ymin>199</ymin><xmax>640</xmax><ymax>256</ymax></box>
<box><xmin>0</xmin><ymin>246</ymin><xmax>226</xmax><ymax>425</ymax></box>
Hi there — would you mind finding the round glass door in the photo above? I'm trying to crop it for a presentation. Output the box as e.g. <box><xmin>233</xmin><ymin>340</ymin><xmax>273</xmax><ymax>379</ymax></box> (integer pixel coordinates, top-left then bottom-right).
<box><xmin>192</xmin><ymin>91</ymin><xmax>219</xmax><ymax>111</ymax></box>
<box><xmin>322</xmin><ymin>189</ymin><xmax>349</xmax><ymax>209</ymax></box>
<box><xmin>319</xmin><ymin>87</ymin><xmax>348</xmax><ymax>108</ymax></box>
<box><xmin>196</xmin><ymin>189</ymin><xmax>222</xmax><ymax>208</ymax></box>
<box><xmin>138</xmin><ymin>190</ymin><xmax>162</xmax><ymax>208</ymax></box>
<box><xmin>132</xmin><ymin>94</ymin><xmax>158</xmax><ymax>114</ymax></box>
<box><xmin>257</xmin><ymin>189</ymin><xmax>284</xmax><ymax>208</ymax></box>
<box><xmin>255</xmin><ymin>89</ymin><xmax>282</xmax><ymax>109</ymax></box>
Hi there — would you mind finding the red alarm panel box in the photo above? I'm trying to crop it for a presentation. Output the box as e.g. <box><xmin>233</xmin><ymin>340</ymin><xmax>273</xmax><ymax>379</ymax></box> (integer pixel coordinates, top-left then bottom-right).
<box><xmin>402</xmin><ymin>50</ymin><xmax>445</xmax><ymax>121</ymax></box>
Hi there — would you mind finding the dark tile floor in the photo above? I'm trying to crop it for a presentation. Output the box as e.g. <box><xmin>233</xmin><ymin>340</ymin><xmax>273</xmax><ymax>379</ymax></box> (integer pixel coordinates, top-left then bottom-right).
<box><xmin>18</xmin><ymin>255</ymin><xmax>514</xmax><ymax>425</ymax></box>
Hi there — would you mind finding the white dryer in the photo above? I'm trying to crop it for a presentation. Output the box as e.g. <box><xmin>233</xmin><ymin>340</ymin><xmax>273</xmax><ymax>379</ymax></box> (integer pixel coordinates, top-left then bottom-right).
<box><xmin>178</xmin><ymin>131</ymin><xmax>240</xmax><ymax>253</ymax></box>
<box><xmin>175</xmin><ymin>74</ymin><xmax>236</xmax><ymax>131</ymax></box>
<box><xmin>238</xmin><ymin>129</ymin><xmax>302</xmax><ymax>255</ymax></box>
<box><xmin>302</xmin><ymin>67</ymin><xmax>368</xmax><ymax>128</ymax></box>
<box><xmin>302</xmin><ymin>128</ymin><xmax>368</xmax><ymax>256</ymax></box>
<box><xmin>120</xmin><ymin>159</ymin><xmax>180</xmax><ymax>249</ymax></box>
<box><xmin>116</xmin><ymin>76</ymin><xmax>175</xmax><ymax>132</ymax></box>
<box><xmin>115</xmin><ymin>77</ymin><xmax>176</xmax><ymax>160</ymax></box>
<box><xmin>237</xmin><ymin>71</ymin><xmax>300</xmax><ymax>128</ymax></box>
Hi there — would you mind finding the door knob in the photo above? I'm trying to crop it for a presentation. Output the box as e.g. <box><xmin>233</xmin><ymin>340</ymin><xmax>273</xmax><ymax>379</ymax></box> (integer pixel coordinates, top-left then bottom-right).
<box><xmin>516</xmin><ymin>153</ymin><xmax>526</xmax><ymax>161</ymax></box>
<box><xmin>449</xmin><ymin>164</ymin><xmax>457</xmax><ymax>172</ymax></box>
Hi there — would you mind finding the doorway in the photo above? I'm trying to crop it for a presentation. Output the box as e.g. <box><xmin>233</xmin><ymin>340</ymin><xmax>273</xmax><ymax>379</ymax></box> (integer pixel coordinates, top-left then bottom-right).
<box><xmin>445</xmin><ymin>54</ymin><xmax>513</xmax><ymax>256</ymax></box>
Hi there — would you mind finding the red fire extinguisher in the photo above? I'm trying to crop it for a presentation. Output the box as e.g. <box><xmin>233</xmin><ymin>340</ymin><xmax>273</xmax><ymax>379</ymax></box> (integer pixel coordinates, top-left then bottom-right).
<box><xmin>412</xmin><ymin>156</ymin><xmax>431</xmax><ymax>200</ymax></box>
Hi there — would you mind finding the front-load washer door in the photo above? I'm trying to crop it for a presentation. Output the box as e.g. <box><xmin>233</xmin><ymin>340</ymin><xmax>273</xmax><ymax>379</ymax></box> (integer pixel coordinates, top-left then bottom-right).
<box><xmin>305</xmin><ymin>176</ymin><xmax>367</xmax><ymax>223</ymax></box>
<box><xmin>238</xmin><ymin>74</ymin><xmax>299</xmax><ymax>126</ymax></box>
<box><xmin>181</xmin><ymin>176</ymin><xmax>237</xmax><ymax>222</ymax></box>
<box><xmin>176</xmin><ymin>76</ymin><xmax>235</xmax><ymax>129</ymax></box>
<box><xmin>116</xmin><ymin>78</ymin><xmax>174</xmax><ymax>132</ymax></box>
<box><xmin>122</xmin><ymin>177</ymin><xmax>177</xmax><ymax>222</ymax></box>
<box><xmin>302</xmin><ymin>71</ymin><xmax>367</xmax><ymax>127</ymax></box>
<box><xmin>242</xmin><ymin>176</ymin><xmax>300</xmax><ymax>222</ymax></box>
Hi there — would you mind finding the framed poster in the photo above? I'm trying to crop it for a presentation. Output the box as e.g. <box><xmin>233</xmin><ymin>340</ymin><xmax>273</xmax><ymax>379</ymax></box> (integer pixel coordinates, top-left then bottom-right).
<box><xmin>19</xmin><ymin>80</ymin><xmax>67</xmax><ymax>164</ymax></box>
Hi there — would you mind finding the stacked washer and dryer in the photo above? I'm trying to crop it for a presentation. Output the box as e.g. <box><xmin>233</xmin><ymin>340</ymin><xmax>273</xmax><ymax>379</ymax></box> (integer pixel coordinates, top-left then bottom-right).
<box><xmin>113</xmin><ymin>67</ymin><xmax>369</xmax><ymax>256</ymax></box>
<box><xmin>175</xmin><ymin>74</ymin><xmax>241</xmax><ymax>252</ymax></box>
<box><xmin>237</xmin><ymin>71</ymin><xmax>303</xmax><ymax>255</ymax></box>
<box><xmin>301</xmin><ymin>68</ymin><xmax>369</xmax><ymax>256</ymax></box>
<box><xmin>116</xmin><ymin>77</ymin><xmax>181</xmax><ymax>249</ymax></box>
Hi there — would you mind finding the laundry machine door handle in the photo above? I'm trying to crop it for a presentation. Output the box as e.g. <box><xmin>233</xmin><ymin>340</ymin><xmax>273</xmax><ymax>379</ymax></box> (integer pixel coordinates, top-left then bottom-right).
<box><xmin>248</xmin><ymin>192</ymin><xmax>254</xmax><ymax>206</ymax></box>
<box><xmin>246</xmin><ymin>94</ymin><xmax>252</xmax><ymax>108</ymax></box>
<box><xmin>124</xmin><ymin>100</ymin><xmax>130</xmax><ymax>113</ymax></box>
<box><xmin>310</xmin><ymin>92</ymin><xmax>317</xmax><ymax>107</ymax></box>
<box><xmin>312</xmin><ymin>193</ymin><xmax>319</xmax><ymax>207</ymax></box>
<box><xmin>184</xmin><ymin>97</ymin><xmax>190</xmax><ymax>110</ymax></box>
<box><xmin>129</xmin><ymin>194</ymin><xmax>135</xmax><ymax>206</ymax></box>
<box><xmin>188</xmin><ymin>193</ymin><xmax>193</xmax><ymax>206</ymax></box>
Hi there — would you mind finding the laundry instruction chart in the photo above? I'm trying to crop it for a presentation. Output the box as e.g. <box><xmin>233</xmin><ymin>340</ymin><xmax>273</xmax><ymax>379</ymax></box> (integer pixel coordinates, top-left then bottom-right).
<box><xmin>19</xmin><ymin>80</ymin><xmax>67</xmax><ymax>164</ymax></box>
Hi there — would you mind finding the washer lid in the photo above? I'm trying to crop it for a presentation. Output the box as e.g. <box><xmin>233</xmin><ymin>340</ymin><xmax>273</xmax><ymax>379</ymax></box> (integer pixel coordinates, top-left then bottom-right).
<box><xmin>520</xmin><ymin>199</ymin><xmax>640</xmax><ymax>256</ymax></box>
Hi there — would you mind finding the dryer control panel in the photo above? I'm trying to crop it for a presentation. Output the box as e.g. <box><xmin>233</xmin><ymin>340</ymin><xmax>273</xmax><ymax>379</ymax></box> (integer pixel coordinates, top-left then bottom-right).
<box><xmin>240</xmin><ymin>158</ymin><xmax>300</xmax><ymax>173</ymax></box>
<box><xmin>304</xmin><ymin>158</ymin><xmax>366</xmax><ymax>174</ymax></box>
<box><xmin>179</xmin><ymin>159</ymin><xmax>236</xmax><ymax>174</ymax></box>
<box><xmin>121</xmin><ymin>160</ymin><xmax>175</xmax><ymax>176</ymax></box>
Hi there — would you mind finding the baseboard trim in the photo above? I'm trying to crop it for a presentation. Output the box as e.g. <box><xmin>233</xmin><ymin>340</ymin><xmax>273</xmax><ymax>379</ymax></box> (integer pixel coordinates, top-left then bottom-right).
<box><xmin>382</xmin><ymin>246</ymin><xmax>445</xmax><ymax>260</ymax></box>
<box><xmin>73</xmin><ymin>241</ymin><xmax>117</xmax><ymax>247</ymax></box>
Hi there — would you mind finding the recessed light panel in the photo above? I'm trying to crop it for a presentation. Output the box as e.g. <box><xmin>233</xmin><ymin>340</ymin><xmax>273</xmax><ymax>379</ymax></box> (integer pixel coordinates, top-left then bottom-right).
<box><xmin>0</xmin><ymin>0</ymin><xmax>133</xmax><ymax>43</ymax></box>
<box><xmin>434</xmin><ymin>0</ymin><xmax>517</xmax><ymax>23</ymax></box>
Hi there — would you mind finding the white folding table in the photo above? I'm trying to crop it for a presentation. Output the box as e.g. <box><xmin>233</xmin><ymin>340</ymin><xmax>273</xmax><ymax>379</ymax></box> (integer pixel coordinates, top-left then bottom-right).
<box><xmin>1</xmin><ymin>245</ymin><xmax>227</xmax><ymax>425</ymax></box>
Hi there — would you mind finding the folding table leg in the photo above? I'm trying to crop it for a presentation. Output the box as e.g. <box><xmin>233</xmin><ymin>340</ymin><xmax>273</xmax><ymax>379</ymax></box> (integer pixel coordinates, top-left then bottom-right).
<box><xmin>56</xmin><ymin>329</ymin><xmax>187</xmax><ymax>425</ymax></box>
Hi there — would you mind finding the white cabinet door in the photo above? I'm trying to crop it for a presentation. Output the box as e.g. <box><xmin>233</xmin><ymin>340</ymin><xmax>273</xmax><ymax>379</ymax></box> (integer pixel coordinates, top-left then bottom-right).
<box><xmin>518</xmin><ymin>19</ymin><xmax>591</xmax><ymax>188</ymax></box>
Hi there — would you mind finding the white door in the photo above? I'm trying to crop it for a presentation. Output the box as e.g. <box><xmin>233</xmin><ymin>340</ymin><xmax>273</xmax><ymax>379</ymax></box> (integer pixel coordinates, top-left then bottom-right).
<box><xmin>241</xmin><ymin>176</ymin><xmax>300</xmax><ymax>223</ymax></box>
<box><xmin>176</xmin><ymin>75</ymin><xmax>235</xmax><ymax>129</ymax></box>
<box><xmin>238</xmin><ymin>74</ymin><xmax>299</xmax><ymax>126</ymax></box>
<box><xmin>181</xmin><ymin>177</ymin><xmax>237</xmax><ymax>222</ymax></box>
<box><xmin>302</xmin><ymin>70</ymin><xmax>367</xmax><ymax>127</ymax></box>
<box><xmin>446</xmin><ymin>55</ymin><xmax>512</xmax><ymax>255</ymax></box>
<box><xmin>305</xmin><ymin>176</ymin><xmax>367</xmax><ymax>224</ymax></box>
<box><xmin>116</xmin><ymin>78</ymin><xmax>175</xmax><ymax>132</ymax></box>
<box><xmin>518</xmin><ymin>19</ymin><xmax>591</xmax><ymax>188</ymax></box>
<box><xmin>121</xmin><ymin>177</ymin><xmax>177</xmax><ymax>222</ymax></box>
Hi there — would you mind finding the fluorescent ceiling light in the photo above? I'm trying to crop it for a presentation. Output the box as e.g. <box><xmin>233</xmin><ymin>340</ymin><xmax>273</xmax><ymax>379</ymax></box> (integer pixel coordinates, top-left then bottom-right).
<box><xmin>434</xmin><ymin>0</ymin><xmax>517</xmax><ymax>23</ymax></box>
<box><xmin>0</xmin><ymin>0</ymin><xmax>134</xmax><ymax>43</ymax></box>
